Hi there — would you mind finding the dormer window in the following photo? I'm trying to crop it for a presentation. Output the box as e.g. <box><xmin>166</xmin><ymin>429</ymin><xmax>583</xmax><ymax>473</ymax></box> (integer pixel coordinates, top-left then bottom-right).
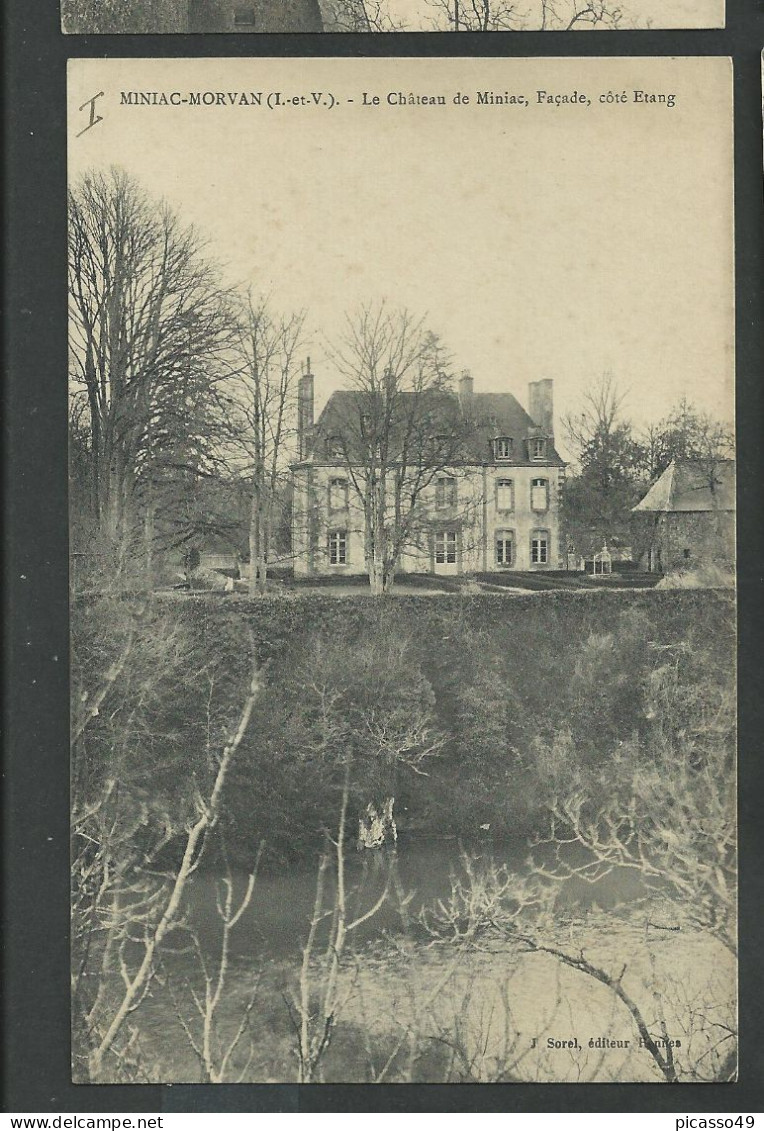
<box><xmin>494</xmin><ymin>437</ymin><xmax>513</xmax><ymax>461</ymax></box>
<box><xmin>325</xmin><ymin>435</ymin><xmax>344</xmax><ymax>459</ymax></box>
<box><xmin>360</xmin><ymin>413</ymin><xmax>372</xmax><ymax>437</ymax></box>
<box><xmin>530</xmin><ymin>437</ymin><xmax>547</xmax><ymax>460</ymax></box>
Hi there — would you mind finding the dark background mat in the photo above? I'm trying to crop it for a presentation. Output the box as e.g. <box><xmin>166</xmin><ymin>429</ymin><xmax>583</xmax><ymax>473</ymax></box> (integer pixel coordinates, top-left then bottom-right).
<box><xmin>3</xmin><ymin>0</ymin><xmax>763</xmax><ymax>1113</ymax></box>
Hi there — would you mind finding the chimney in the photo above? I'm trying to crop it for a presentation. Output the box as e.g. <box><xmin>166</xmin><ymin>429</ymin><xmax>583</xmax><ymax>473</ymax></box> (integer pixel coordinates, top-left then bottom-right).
<box><xmin>298</xmin><ymin>359</ymin><xmax>314</xmax><ymax>460</ymax></box>
<box><xmin>528</xmin><ymin>379</ymin><xmax>554</xmax><ymax>438</ymax></box>
<box><xmin>459</xmin><ymin>370</ymin><xmax>474</xmax><ymax>411</ymax></box>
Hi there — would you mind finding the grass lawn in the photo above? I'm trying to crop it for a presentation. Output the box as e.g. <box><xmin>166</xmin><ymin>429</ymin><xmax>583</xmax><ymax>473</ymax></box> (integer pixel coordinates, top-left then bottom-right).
<box><xmin>189</xmin><ymin>569</ymin><xmax>662</xmax><ymax>597</ymax></box>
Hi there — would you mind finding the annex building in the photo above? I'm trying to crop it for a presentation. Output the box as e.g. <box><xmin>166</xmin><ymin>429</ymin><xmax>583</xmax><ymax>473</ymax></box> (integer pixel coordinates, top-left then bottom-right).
<box><xmin>632</xmin><ymin>458</ymin><xmax>735</xmax><ymax>574</ymax></box>
<box><xmin>188</xmin><ymin>0</ymin><xmax>322</xmax><ymax>31</ymax></box>
<box><xmin>291</xmin><ymin>370</ymin><xmax>566</xmax><ymax>578</ymax></box>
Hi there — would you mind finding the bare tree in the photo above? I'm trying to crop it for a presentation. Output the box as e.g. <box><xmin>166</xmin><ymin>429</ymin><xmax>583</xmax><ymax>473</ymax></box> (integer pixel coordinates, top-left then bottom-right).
<box><xmin>319</xmin><ymin>0</ymin><xmax>630</xmax><ymax>31</ymax></box>
<box><xmin>284</xmin><ymin>630</ymin><xmax>444</xmax><ymax>1080</ymax></box>
<box><xmin>71</xmin><ymin>595</ymin><xmax>262</xmax><ymax>1082</ymax></box>
<box><xmin>226</xmin><ymin>295</ymin><xmax>306</xmax><ymax>594</ymax></box>
<box><xmin>163</xmin><ymin>846</ymin><xmax>265</xmax><ymax>1083</ymax></box>
<box><xmin>324</xmin><ymin>303</ymin><xmax>469</xmax><ymax>594</ymax></box>
<box><xmin>532</xmin><ymin>643</ymin><xmax>736</xmax><ymax>956</ymax></box>
<box><xmin>561</xmin><ymin>373</ymin><xmax>646</xmax><ymax>555</ymax></box>
<box><xmin>423</xmin><ymin>843</ymin><xmax>734</xmax><ymax>1082</ymax></box>
<box><xmin>640</xmin><ymin>397</ymin><xmax>733</xmax><ymax>480</ymax></box>
<box><xmin>640</xmin><ymin>397</ymin><xmax>735</xmax><ymax>552</ymax></box>
<box><xmin>420</xmin><ymin>627</ymin><xmax>737</xmax><ymax>1083</ymax></box>
<box><xmin>320</xmin><ymin>0</ymin><xmax>406</xmax><ymax>30</ymax></box>
<box><xmin>563</xmin><ymin>373</ymin><xmax>630</xmax><ymax>473</ymax></box>
<box><xmin>289</xmin><ymin>790</ymin><xmax>396</xmax><ymax>1082</ymax></box>
<box><xmin>69</xmin><ymin>168</ymin><xmax>236</xmax><ymax>578</ymax></box>
<box><xmin>424</xmin><ymin>0</ymin><xmax>626</xmax><ymax>31</ymax></box>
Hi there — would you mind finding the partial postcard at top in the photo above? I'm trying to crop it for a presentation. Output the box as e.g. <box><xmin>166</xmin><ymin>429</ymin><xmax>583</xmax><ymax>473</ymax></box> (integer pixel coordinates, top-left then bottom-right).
<box><xmin>62</xmin><ymin>0</ymin><xmax>725</xmax><ymax>33</ymax></box>
<box><xmin>69</xmin><ymin>56</ymin><xmax>735</xmax><ymax>1086</ymax></box>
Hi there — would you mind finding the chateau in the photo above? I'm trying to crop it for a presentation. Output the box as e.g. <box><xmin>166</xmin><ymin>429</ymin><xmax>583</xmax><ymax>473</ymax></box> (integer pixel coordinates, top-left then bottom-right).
<box><xmin>291</xmin><ymin>370</ymin><xmax>565</xmax><ymax>578</ymax></box>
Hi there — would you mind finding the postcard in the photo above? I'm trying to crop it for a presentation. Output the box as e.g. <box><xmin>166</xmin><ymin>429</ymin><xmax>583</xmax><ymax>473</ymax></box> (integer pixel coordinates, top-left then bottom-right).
<box><xmin>68</xmin><ymin>55</ymin><xmax>735</xmax><ymax>1084</ymax></box>
<box><xmin>61</xmin><ymin>0</ymin><xmax>726</xmax><ymax>33</ymax></box>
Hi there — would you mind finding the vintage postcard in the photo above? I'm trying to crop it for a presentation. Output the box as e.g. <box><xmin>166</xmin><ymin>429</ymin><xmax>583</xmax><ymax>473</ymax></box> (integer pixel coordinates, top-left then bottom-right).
<box><xmin>61</xmin><ymin>0</ymin><xmax>726</xmax><ymax>33</ymax></box>
<box><xmin>69</xmin><ymin>55</ymin><xmax>735</xmax><ymax>1085</ymax></box>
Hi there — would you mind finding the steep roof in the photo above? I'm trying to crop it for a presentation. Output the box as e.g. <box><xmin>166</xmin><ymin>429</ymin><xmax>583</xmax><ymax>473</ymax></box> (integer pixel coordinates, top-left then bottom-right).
<box><xmin>467</xmin><ymin>392</ymin><xmax>552</xmax><ymax>456</ymax></box>
<box><xmin>632</xmin><ymin>459</ymin><xmax>735</xmax><ymax>513</ymax></box>
<box><xmin>311</xmin><ymin>389</ymin><xmax>564</xmax><ymax>465</ymax></box>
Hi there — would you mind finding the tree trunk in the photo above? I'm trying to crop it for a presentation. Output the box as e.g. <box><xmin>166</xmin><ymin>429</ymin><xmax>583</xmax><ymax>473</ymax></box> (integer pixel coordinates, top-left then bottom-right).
<box><xmin>368</xmin><ymin>555</ymin><xmax>385</xmax><ymax>596</ymax></box>
<box><xmin>249</xmin><ymin>478</ymin><xmax>268</xmax><ymax>596</ymax></box>
<box><xmin>365</xmin><ymin>482</ymin><xmax>391</xmax><ymax>595</ymax></box>
<box><xmin>143</xmin><ymin>497</ymin><xmax>154</xmax><ymax>591</ymax></box>
<box><xmin>248</xmin><ymin>496</ymin><xmax>261</xmax><ymax>595</ymax></box>
<box><xmin>382</xmin><ymin>563</ymin><xmax>396</xmax><ymax>593</ymax></box>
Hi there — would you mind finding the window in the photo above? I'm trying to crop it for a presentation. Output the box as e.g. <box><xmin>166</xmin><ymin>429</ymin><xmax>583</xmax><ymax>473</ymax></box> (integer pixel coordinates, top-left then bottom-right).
<box><xmin>360</xmin><ymin>413</ymin><xmax>373</xmax><ymax>437</ymax></box>
<box><xmin>328</xmin><ymin>477</ymin><xmax>348</xmax><ymax>511</ymax></box>
<box><xmin>435</xmin><ymin>530</ymin><xmax>457</xmax><ymax>565</ymax></box>
<box><xmin>435</xmin><ymin>476</ymin><xmax>457</xmax><ymax>509</ymax></box>
<box><xmin>325</xmin><ymin>435</ymin><xmax>344</xmax><ymax>458</ymax></box>
<box><xmin>496</xmin><ymin>530</ymin><xmax>514</xmax><ymax>567</ymax></box>
<box><xmin>233</xmin><ymin>4</ymin><xmax>256</xmax><ymax>23</ymax></box>
<box><xmin>531</xmin><ymin>530</ymin><xmax>549</xmax><ymax>565</ymax></box>
<box><xmin>530</xmin><ymin>437</ymin><xmax>547</xmax><ymax>460</ymax></box>
<box><xmin>432</xmin><ymin>434</ymin><xmax>452</xmax><ymax>459</ymax></box>
<box><xmin>328</xmin><ymin>530</ymin><xmax>347</xmax><ymax>566</ymax></box>
<box><xmin>496</xmin><ymin>478</ymin><xmax>514</xmax><ymax>512</ymax></box>
<box><xmin>494</xmin><ymin>437</ymin><xmax>513</xmax><ymax>461</ymax></box>
<box><xmin>531</xmin><ymin>478</ymin><xmax>549</xmax><ymax>511</ymax></box>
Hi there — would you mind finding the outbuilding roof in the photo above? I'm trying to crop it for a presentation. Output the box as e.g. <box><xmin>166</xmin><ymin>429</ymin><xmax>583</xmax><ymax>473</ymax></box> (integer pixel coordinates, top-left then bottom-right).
<box><xmin>632</xmin><ymin>458</ymin><xmax>735</xmax><ymax>513</ymax></box>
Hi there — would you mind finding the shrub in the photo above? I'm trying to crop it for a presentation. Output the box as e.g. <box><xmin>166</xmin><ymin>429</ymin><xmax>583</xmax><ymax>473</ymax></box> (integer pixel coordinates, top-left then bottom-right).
<box><xmin>73</xmin><ymin>588</ymin><xmax>734</xmax><ymax>860</ymax></box>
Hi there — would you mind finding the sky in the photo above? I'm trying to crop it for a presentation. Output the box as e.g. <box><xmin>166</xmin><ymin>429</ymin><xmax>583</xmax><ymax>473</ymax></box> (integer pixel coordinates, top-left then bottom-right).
<box><xmin>69</xmin><ymin>56</ymin><xmax>734</xmax><ymax>460</ymax></box>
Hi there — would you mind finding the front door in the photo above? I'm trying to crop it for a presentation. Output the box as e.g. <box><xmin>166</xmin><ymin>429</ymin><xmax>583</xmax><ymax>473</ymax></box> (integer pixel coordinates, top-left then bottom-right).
<box><xmin>433</xmin><ymin>529</ymin><xmax>459</xmax><ymax>575</ymax></box>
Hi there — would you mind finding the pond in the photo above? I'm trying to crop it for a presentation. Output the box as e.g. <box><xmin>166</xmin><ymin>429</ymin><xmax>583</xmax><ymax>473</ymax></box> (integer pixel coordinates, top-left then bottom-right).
<box><xmin>128</xmin><ymin>836</ymin><xmax>731</xmax><ymax>1084</ymax></box>
<box><xmin>183</xmin><ymin>835</ymin><xmax>648</xmax><ymax>960</ymax></box>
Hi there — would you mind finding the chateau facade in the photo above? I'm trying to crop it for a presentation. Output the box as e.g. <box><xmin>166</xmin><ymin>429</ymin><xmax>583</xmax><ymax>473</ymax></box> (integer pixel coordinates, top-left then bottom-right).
<box><xmin>291</xmin><ymin>371</ymin><xmax>566</xmax><ymax>578</ymax></box>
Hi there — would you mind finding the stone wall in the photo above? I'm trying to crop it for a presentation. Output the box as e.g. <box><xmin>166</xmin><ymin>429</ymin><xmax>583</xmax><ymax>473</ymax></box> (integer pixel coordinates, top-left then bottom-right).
<box><xmin>63</xmin><ymin>0</ymin><xmax>189</xmax><ymax>32</ymax></box>
<box><xmin>637</xmin><ymin>511</ymin><xmax>735</xmax><ymax>574</ymax></box>
<box><xmin>188</xmin><ymin>0</ymin><xmax>323</xmax><ymax>30</ymax></box>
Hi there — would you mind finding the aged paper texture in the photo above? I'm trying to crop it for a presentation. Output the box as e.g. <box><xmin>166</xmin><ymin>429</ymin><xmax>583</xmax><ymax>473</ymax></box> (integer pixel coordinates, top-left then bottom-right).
<box><xmin>61</xmin><ymin>0</ymin><xmax>726</xmax><ymax>33</ymax></box>
<box><xmin>69</xmin><ymin>56</ymin><xmax>736</xmax><ymax>1085</ymax></box>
